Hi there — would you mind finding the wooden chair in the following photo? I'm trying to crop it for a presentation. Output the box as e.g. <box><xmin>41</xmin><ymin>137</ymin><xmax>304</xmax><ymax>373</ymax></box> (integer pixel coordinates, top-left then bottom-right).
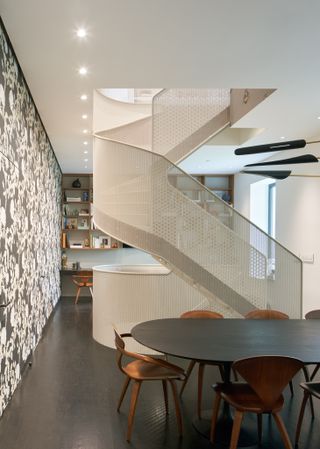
<box><xmin>295</xmin><ymin>382</ymin><xmax>320</xmax><ymax>446</ymax></box>
<box><xmin>114</xmin><ymin>329</ymin><xmax>185</xmax><ymax>442</ymax></box>
<box><xmin>304</xmin><ymin>310</ymin><xmax>320</xmax><ymax>380</ymax></box>
<box><xmin>210</xmin><ymin>355</ymin><xmax>304</xmax><ymax>449</ymax></box>
<box><xmin>179</xmin><ymin>310</ymin><xmax>224</xmax><ymax>419</ymax></box>
<box><xmin>72</xmin><ymin>270</ymin><xmax>93</xmax><ymax>304</ymax></box>
<box><xmin>245</xmin><ymin>308</ymin><xmax>294</xmax><ymax>395</ymax></box>
<box><xmin>245</xmin><ymin>308</ymin><xmax>314</xmax><ymax>414</ymax></box>
<box><xmin>245</xmin><ymin>309</ymin><xmax>289</xmax><ymax>320</ymax></box>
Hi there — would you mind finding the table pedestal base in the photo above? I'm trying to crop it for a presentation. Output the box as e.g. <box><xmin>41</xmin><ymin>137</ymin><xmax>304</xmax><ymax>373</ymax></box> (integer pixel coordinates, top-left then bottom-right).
<box><xmin>193</xmin><ymin>410</ymin><xmax>258</xmax><ymax>447</ymax></box>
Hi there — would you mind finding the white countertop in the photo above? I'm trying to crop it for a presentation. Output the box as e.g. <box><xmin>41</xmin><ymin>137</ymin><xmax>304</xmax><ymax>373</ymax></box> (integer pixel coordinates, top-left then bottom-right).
<box><xmin>93</xmin><ymin>264</ymin><xmax>171</xmax><ymax>275</ymax></box>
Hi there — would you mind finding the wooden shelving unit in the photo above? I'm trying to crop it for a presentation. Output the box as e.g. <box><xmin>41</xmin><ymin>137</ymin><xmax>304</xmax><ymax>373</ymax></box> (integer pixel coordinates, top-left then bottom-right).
<box><xmin>178</xmin><ymin>174</ymin><xmax>234</xmax><ymax>205</ymax></box>
<box><xmin>61</xmin><ymin>174</ymin><xmax>122</xmax><ymax>251</ymax></box>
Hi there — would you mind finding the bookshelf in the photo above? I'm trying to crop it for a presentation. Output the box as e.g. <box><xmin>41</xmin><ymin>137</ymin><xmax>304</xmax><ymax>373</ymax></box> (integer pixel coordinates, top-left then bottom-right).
<box><xmin>61</xmin><ymin>174</ymin><xmax>122</xmax><ymax>251</ymax></box>
<box><xmin>176</xmin><ymin>174</ymin><xmax>234</xmax><ymax>205</ymax></box>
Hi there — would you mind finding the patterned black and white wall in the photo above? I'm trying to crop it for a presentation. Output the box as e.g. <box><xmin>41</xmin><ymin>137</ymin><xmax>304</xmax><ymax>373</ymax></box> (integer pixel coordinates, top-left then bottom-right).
<box><xmin>0</xmin><ymin>19</ymin><xmax>61</xmax><ymax>416</ymax></box>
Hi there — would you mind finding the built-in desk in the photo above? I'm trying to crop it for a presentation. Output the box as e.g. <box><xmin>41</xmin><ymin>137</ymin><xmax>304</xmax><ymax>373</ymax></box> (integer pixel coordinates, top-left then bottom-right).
<box><xmin>61</xmin><ymin>268</ymin><xmax>93</xmax><ymax>275</ymax></box>
<box><xmin>61</xmin><ymin>268</ymin><xmax>93</xmax><ymax>297</ymax></box>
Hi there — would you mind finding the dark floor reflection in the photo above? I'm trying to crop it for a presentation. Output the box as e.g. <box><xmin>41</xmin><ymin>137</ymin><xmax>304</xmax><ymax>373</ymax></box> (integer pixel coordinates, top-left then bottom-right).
<box><xmin>0</xmin><ymin>298</ymin><xmax>318</xmax><ymax>449</ymax></box>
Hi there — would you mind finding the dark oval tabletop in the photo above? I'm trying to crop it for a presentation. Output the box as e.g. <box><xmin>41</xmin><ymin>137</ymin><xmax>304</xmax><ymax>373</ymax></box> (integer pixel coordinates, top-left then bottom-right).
<box><xmin>131</xmin><ymin>318</ymin><xmax>320</xmax><ymax>364</ymax></box>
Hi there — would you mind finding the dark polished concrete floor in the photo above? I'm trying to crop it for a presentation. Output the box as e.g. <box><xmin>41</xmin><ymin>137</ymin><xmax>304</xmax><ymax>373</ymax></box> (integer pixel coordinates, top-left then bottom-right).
<box><xmin>0</xmin><ymin>298</ymin><xmax>319</xmax><ymax>449</ymax></box>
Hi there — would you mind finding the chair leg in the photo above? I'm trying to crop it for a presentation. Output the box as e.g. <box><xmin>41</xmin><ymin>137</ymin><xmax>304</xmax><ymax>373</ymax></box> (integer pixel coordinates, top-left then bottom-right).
<box><xmin>117</xmin><ymin>376</ymin><xmax>131</xmax><ymax>412</ymax></box>
<box><xmin>126</xmin><ymin>380</ymin><xmax>142</xmax><ymax>442</ymax></box>
<box><xmin>310</xmin><ymin>364</ymin><xmax>320</xmax><ymax>381</ymax></box>
<box><xmin>74</xmin><ymin>287</ymin><xmax>81</xmax><ymax>304</ymax></box>
<box><xmin>232</xmin><ymin>367</ymin><xmax>239</xmax><ymax>381</ymax></box>
<box><xmin>272</xmin><ymin>412</ymin><xmax>293</xmax><ymax>449</ymax></box>
<box><xmin>180</xmin><ymin>360</ymin><xmax>196</xmax><ymax>397</ymax></box>
<box><xmin>169</xmin><ymin>380</ymin><xmax>183</xmax><ymax>436</ymax></box>
<box><xmin>302</xmin><ymin>365</ymin><xmax>315</xmax><ymax>418</ymax></box>
<box><xmin>162</xmin><ymin>380</ymin><xmax>169</xmax><ymax>414</ymax></box>
<box><xmin>289</xmin><ymin>380</ymin><xmax>294</xmax><ymax>396</ymax></box>
<box><xmin>197</xmin><ymin>363</ymin><xmax>205</xmax><ymax>419</ymax></box>
<box><xmin>295</xmin><ymin>391</ymin><xmax>310</xmax><ymax>446</ymax></box>
<box><xmin>230</xmin><ymin>410</ymin><xmax>244</xmax><ymax>449</ymax></box>
<box><xmin>257</xmin><ymin>413</ymin><xmax>262</xmax><ymax>444</ymax></box>
<box><xmin>218</xmin><ymin>364</ymin><xmax>225</xmax><ymax>380</ymax></box>
<box><xmin>210</xmin><ymin>392</ymin><xmax>222</xmax><ymax>444</ymax></box>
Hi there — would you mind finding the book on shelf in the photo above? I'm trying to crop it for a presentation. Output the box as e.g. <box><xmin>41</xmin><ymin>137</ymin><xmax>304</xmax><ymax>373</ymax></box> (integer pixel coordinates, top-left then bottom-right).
<box><xmin>61</xmin><ymin>232</ymin><xmax>67</xmax><ymax>248</ymax></box>
<box><xmin>78</xmin><ymin>208</ymin><xmax>90</xmax><ymax>216</ymax></box>
<box><xmin>66</xmin><ymin>197</ymin><xmax>81</xmax><ymax>202</ymax></box>
<box><xmin>64</xmin><ymin>205</ymin><xmax>78</xmax><ymax>216</ymax></box>
<box><xmin>69</xmin><ymin>242</ymin><xmax>83</xmax><ymax>249</ymax></box>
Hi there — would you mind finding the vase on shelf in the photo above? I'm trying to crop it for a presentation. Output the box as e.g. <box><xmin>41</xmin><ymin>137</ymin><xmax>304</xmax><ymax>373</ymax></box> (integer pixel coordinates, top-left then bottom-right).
<box><xmin>72</xmin><ymin>178</ymin><xmax>81</xmax><ymax>188</ymax></box>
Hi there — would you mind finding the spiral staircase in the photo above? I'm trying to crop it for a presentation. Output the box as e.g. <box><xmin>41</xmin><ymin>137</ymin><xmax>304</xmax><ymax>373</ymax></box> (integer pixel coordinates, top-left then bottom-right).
<box><xmin>93</xmin><ymin>89</ymin><xmax>302</xmax><ymax>318</ymax></box>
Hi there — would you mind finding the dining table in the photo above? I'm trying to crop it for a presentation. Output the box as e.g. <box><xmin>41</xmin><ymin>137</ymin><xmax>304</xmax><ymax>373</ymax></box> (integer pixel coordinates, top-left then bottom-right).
<box><xmin>132</xmin><ymin>318</ymin><xmax>320</xmax><ymax>446</ymax></box>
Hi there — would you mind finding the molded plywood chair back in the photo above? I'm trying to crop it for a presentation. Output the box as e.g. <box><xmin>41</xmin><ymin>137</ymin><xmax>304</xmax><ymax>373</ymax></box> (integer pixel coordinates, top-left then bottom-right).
<box><xmin>304</xmin><ymin>310</ymin><xmax>320</xmax><ymax>381</ymax></box>
<box><xmin>179</xmin><ymin>309</ymin><xmax>224</xmax><ymax>419</ymax></box>
<box><xmin>245</xmin><ymin>309</ymin><xmax>289</xmax><ymax>320</ymax></box>
<box><xmin>305</xmin><ymin>309</ymin><xmax>320</xmax><ymax>319</ymax></box>
<box><xmin>295</xmin><ymin>382</ymin><xmax>320</xmax><ymax>445</ymax></box>
<box><xmin>210</xmin><ymin>355</ymin><xmax>304</xmax><ymax>449</ymax></box>
<box><xmin>114</xmin><ymin>329</ymin><xmax>185</xmax><ymax>442</ymax></box>
<box><xmin>72</xmin><ymin>270</ymin><xmax>93</xmax><ymax>304</ymax></box>
<box><xmin>234</xmin><ymin>356</ymin><xmax>303</xmax><ymax>410</ymax></box>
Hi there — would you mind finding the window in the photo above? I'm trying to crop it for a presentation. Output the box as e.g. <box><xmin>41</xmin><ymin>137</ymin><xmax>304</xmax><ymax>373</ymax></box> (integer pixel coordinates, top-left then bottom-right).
<box><xmin>250</xmin><ymin>179</ymin><xmax>277</xmax><ymax>279</ymax></box>
<box><xmin>268</xmin><ymin>182</ymin><xmax>276</xmax><ymax>238</ymax></box>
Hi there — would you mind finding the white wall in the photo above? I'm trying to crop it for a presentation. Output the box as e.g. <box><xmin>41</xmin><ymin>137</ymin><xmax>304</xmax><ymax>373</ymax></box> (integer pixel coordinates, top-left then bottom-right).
<box><xmin>234</xmin><ymin>171</ymin><xmax>320</xmax><ymax>316</ymax></box>
<box><xmin>250</xmin><ymin>178</ymin><xmax>273</xmax><ymax>233</ymax></box>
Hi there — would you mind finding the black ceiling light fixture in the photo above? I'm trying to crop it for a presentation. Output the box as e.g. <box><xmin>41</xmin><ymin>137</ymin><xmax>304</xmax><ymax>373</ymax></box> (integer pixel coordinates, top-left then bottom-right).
<box><xmin>240</xmin><ymin>170</ymin><xmax>292</xmax><ymax>180</ymax></box>
<box><xmin>244</xmin><ymin>154</ymin><xmax>318</xmax><ymax>168</ymax></box>
<box><xmin>235</xmin><ymin>138</ymin><xmax>320</xmax><ymax>180</ymax></box>
<box><xmin>235</xmin><ymin>139</ymin><xmax>308</xmax><ymax>155</ymax></box>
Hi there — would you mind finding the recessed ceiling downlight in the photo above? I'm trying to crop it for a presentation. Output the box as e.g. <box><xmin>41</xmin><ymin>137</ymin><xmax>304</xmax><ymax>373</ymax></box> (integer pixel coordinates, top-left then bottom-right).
<box><xmin>83</xmin><ymin>141</ymin><xmax>88</xmax><ymax>145</ymax></box>
<box><xmin>82</xmin><ymin>114</ymin><xmax>88</xmax><ymax>120</ymax></box>
<box><xmin>76</xmin><ymin>28</ymin><xmax>87</xmax><ymax>38</ymax></box>
<box><xmin>79</xmin><ymin>67</ymin><xmax>87</xmax><ymax>76</ymax></box>
<box><xmin>80</xmin><ymin>94</ymin><xmax>88</xmax><ymax>101</ymax></box>
<box><xmin>83</xmin><ymin>129</ymin><xmax>88</xmax><ymax>134</ymax></box>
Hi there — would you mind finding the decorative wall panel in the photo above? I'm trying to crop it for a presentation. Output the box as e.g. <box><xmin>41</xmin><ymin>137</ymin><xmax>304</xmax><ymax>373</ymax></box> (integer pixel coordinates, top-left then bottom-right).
<box><xmin>0</xmin><ymin>19</ymin><xmax>61</xmax><ymax>416</ymax></box>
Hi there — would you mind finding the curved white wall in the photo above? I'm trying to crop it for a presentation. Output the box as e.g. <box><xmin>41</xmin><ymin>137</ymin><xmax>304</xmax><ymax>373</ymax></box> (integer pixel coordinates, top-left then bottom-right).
<box><xmin>93</xmin><ymin>90</ymin><xmax>152</xmax><ymax>134</ymax></box>
<box><xmin>92</xmin><ymin>263</ymin><xmax>238</xmax><ymax>351</ymax></box>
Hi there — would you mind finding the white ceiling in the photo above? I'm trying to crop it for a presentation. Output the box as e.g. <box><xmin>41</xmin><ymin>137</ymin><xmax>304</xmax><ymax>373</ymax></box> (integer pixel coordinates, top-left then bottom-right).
<box><xmin>1</xmin><ymin>0</ymin><xmax>320</xmax><ymax>174</ymax></box>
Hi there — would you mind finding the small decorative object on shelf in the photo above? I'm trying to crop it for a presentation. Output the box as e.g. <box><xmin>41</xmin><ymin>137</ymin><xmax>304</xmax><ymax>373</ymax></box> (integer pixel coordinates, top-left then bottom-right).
<box><xmin>61</xmin><ymin>251</ymin><xmax>68</xmax><ymax>269</ymax></box>
<box><xmin>101</xmin><ymin>237</ymin><xmax>110</xmax><ymax>248</ymax></box>
<box><xmin>65</xmin><ymin>218</ymin><xmax>77</xmax><ymax>229</ymax></box>
<box><xmin>79</xmin><ymin>208</ymin><xmax>89</xmax><ymax>216</ymax></box>
<box><xmin>78</xmin><ymin>218</ymin><xmax>89</xmax><ymax>230</ymax></box>
<box><xmin>82</xmin><ymin>191</ymin><xmax>89</xmax><ymax>201</ymax></box>
<box><xmin>72</xmin><ymin>178</ymin><xmax>81</xmax><ymax>188</ymax></box>
<box><xmin>111</xmin><ymin>242</ymin><xmax>118</xmax><ymax>248</ymax></box>
<box><xmin>222</xmin><ymin>192</ymin><xmax>231</xmax><ymax>203</ymax></box>
<box><xmin>84</xmin><ymin>238</ymin><xmax>90</xmax><ymax>248</ymax></box>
